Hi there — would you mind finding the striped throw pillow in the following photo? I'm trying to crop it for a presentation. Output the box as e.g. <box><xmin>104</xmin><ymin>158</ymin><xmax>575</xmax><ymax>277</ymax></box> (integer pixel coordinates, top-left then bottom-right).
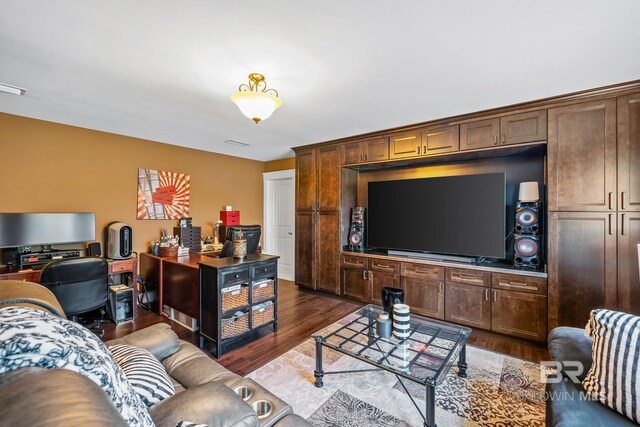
<box><xmin>109</xmin><ymin>344</ymin><xmax>176</xmax><ymax>407</ymax></box>
<box><xmin>582</xmin><ymin>309</ymin><xmax>640</xmax><ymax>423</ymax></box>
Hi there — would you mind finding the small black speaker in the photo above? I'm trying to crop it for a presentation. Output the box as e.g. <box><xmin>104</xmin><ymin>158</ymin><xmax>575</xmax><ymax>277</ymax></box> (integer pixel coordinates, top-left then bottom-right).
<box><xmin>87</xmin><ymin>242</ymin><xmax>101</xmax><ymax>257</ymax></box>
<box><xmin>515</xmin><ymin>201</ymin><xmax>541</xmax><ymax>234</ymax></box>
<box><xmin>348</xmin><ymin>207</ymin><xmax>365</xmax><ymax>252</ymax></box>
<box><xmin>514</xmin><ymin>234</ymin><xmax>542</xmax><ymax>268</ymax></box>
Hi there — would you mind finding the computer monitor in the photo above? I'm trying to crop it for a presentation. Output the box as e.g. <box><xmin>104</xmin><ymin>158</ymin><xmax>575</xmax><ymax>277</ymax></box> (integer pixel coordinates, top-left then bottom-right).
<box><xmin>220</xmin><ymin>225</ymin><xmax>261</xmax><ymax>258</ymax></box>
<box><xmin>0</xmin><ymin>213</ymin><xmax>96</xmax><ymax>248</ymax></box>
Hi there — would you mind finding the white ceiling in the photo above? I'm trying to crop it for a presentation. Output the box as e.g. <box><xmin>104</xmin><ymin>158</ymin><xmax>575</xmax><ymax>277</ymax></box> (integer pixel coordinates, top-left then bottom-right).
<box><xmin>1</xmin><ymin>1</ymin><xmax>639</xmax><ymax>161</ymax></box>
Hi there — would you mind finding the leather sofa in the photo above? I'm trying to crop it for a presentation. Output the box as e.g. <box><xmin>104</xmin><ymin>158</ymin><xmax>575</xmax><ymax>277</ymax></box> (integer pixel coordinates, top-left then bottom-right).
<box><xmin>546</xmin><ymin>327</ymin><xmax>636</xmax><ymax>426</ymax></box>
<box><xmin>0</xmin><ymin>281</ymin><xmax>310</xmax><ymax>427</ymax></box>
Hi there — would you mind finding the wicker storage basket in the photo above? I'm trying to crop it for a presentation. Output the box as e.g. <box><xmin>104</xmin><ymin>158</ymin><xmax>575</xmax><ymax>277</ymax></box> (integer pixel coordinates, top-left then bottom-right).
<box><xmin>252</xmin><ymin>279</ymin><xmax>275</xmax><ymax>302</ymax></box>
<box><xmin>252</xmin><ymin>303</ymin><xmax>275</xmax><ymax>327</ymax></box>
<box><xmin>221</xmin><ymin>285</ymin><xmax>249</xmax><ymax>312</ymax></box>
<box><xmin>158</xmin><ymin>246</ymin><xmax>179</xmax><ymax>257</ymax></box>
<box><xmin>221</xmin><ymin>311</ymin><xmax>249</xmax><ymax>338</ymax></box>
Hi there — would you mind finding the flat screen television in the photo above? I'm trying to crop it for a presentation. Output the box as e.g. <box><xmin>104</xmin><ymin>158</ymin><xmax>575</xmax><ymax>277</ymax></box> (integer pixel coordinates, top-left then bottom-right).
<box><xmin>367</xmin><ymin>173</ymin><xmax>506</xmax><ymax>259</ymax></box>
<box><xmin>0</xmin><ymin>213</ymin><xmax>96</xmax><ymax>248</ymax></box>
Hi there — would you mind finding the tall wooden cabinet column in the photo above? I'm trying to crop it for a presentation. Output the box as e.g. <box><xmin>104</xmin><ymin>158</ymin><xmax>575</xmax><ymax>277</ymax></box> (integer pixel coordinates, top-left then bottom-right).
<box><xmin>295</xmin><ymin>146</ymin><xmax>341</xmax><ymax>294</ymax></box>
<box><xmin>548</xmin><ymin>93</ymin><xmax>640</xmax><ymax>328</ymax></box>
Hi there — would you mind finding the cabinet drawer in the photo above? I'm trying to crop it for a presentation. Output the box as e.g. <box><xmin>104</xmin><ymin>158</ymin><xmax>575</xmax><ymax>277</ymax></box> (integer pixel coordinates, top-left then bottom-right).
<box><xmin>401</xmin><ymin>263</ymin><xmax>443</xmax><ymax>280</ymax></box>
<box><xmin>221</xmin><ymin>268</ymin><xmax>250</xmax><ymax>285</ymax></box>
<box><xmin>108</xmin><ymin>260</ymin><xmax>135</xmax><ymax>274</ymax></box>
<box><xmin>340</xmin><ymin>255</ymin><xmax>367</xmax><ymax>269</ymax></box>
<box><xmin>368</xmin><ymin>258</ymin><xmax>399</xmax><ymax>273</ymax></box>
<box><xmin>492</xmin><ymin>273</ymin><xmax>547</xmax><ymax>295</ymax></box>
<box><xmin>251</xmin><ymin>262</ymin><xmax>277</xmax><ymax>279</ymax></box>
<box><xmin>446</xmin><ymin>268</ymin><xmax>490</xmax><ymax>287</ymax></box>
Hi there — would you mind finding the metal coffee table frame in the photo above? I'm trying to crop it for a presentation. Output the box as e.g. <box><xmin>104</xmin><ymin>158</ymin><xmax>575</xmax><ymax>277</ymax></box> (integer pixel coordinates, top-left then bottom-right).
<box><xmin>313</xmin><ymin>305</ymin><xmax>471</xmax><ymax>427</ymax></box>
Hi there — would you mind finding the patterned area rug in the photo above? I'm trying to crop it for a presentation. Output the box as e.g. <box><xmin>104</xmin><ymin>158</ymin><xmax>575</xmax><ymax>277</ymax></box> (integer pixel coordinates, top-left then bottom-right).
<box><xmin>247</xmin><ymin>310</ymin><xmax>547</xmax><ymax>426</ymax></box>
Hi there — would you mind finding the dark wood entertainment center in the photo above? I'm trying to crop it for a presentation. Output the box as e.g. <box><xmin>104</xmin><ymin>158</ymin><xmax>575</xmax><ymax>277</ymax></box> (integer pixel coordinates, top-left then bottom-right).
<box><xmin>293</xmin><ymin>80</ymin><xmax>640</xmax><ymax>341</ymax></box>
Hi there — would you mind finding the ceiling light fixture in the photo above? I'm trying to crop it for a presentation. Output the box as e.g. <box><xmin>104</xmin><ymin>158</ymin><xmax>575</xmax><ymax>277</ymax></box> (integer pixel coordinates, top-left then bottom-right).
<box><xmin>230</xmin><ymin>73</ymin><xmax>282</xmax><ymax>124</ymax></box>
<box><xmin>0</xmin><ymin>83</ymin><xmax>26</xmax><ymax>96</ymax></box>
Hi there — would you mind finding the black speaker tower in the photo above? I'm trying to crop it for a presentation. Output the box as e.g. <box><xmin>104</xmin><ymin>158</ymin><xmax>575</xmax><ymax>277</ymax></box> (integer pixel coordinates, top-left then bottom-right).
<box><xmin>513</xmin><ymin>200</ymin><xmax>542</xmax><ymax>268</ymax></box>
<box><xmin>348</xmin><ymin>207</ymin><xmax>365</xmax><ymax>252</ymax></box>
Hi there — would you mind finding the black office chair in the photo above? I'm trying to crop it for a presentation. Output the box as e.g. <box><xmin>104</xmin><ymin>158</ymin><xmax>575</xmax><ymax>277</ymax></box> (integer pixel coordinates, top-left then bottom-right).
<box><xmin>39</xmin><ymin>257</ymin><xmax>109</xmax><ymax>338</ymax></box>
<box><xmin>220</xmin><ymin>225</ymin><xmax>262</xmax><ymax>258</ymax></box>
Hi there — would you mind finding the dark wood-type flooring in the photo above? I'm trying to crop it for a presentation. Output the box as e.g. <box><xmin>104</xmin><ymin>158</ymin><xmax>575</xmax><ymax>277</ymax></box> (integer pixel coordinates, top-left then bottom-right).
<box><xmin>103</xmin><ymin>280</ymin><xmax>549</xmax><ymax>376</ymax></box>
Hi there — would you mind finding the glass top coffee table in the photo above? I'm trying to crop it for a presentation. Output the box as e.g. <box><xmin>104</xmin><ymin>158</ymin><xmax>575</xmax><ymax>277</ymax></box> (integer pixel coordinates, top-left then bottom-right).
<box><xmin>313</xmin><ymin>304</ymin><xmax>471</xmax><ymax>427</ymax></box>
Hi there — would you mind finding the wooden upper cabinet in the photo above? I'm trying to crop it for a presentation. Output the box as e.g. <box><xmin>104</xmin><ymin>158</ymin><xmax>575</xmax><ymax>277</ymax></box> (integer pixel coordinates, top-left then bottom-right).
<box><xmin>460</xmin><ymin>118</ymin><xmax>500</xmax><ymax>150</ymax></box>
<box><xmin>390</xmin><ymin>132</ymin><xmax>422</xmax><ymax>159</ymax></box>
<box><xmin>617</xmin><ymin>212</ymin><xmax>640</xmax><ymax>315</ymax></box>
<box><xmin>547</xmin><ymin>212</ymin><xmax>617</xmax><ymax>329</ymax></box>
<box><xmin>341</xmin><ymin>141</ymin><xmax>362</xmax><ymax>165</ymax></box>
<box><xmin>422</xmin><ymin>125</ymin><xmax>459</xmax><ymax>155</ymax></box>
<box><xmin>341</xmin><ymin>138</ymin><xmax>389</xmax><ymax>164</ymax></box>
<box><xmin>316</xmin><ymin>146</ymin><xmax>341</xmax><ymax>211</ymax></box>
<box><xmin>548</xmin><ymin>99</ymin><xmax>617</xmax><ymax>212</ymax></box>
<box><xmin>296</xmin><ymin>150</ymin><xmax>316</xmax><ymax>211</ymax></box>
<box><xmin>362</xmin><ymin>138</ymin><xmax>389</xmax><ymax>162</ymax></box>
<box><xmin>618</xmin><ymin>93</ymin><xmax>640</xmax><ymax>212</ymax></box>
<box><xmin>499</xmin><ymin>111</ymin><xmax>547</xmax><ymax>145</ymax></box>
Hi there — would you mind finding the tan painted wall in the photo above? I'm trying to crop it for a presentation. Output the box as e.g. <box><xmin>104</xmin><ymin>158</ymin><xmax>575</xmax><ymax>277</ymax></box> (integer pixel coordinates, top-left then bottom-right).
<box><xmin>264</xmin><ymin>157</ymin><xmax>295</xmax><ymax>172</ymax></box>
<box><xmin>0</xmin><ymin>113</ymin><xmax>264</xmax><ymax>255</ymax></box>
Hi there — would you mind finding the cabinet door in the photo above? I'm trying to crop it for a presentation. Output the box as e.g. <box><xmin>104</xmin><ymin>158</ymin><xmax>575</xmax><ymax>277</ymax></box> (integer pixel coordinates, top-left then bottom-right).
<box><xmin>422</xmin><ymin>125</ymin><xmax>459</xmax><ymax>155</ymax></box>
<box><xmin>618</xmin><ymin>94</ymin><xmax>640</xmax><ymax>212</ymax></box>
<box><xmin>341</xmin><ymin>141</ymin><xmax>362</xmax><ymax>165</ymax></box>
<box><xmin>317</xmin><ymin>146</ymin><xmax>341</xmax><ymax>211</ymax></box>
<box><xmin>341</xmin><ymin>267</ymin><xmax>368</xmax><ymax>302</ymax></box>
<box><xmin>295</xmin><ymin>212</ymin><xmax>315</xmax><ymax>289</ymax></box>
<box><xmin>445</xmin><ymin>282</ymin><xmax>491</xmax><ymax>330</ymax></box>
<box><xmin>618</xmin><ymin>212</ymin><xmax>640</xmax><ymax>315</ymax></box>
<box><xmin>402</xmin><ymin>276</ymin><xmax>444</xmax><ymax>319</ymax></box>
<box><xmin>499</xmin><ymin>110</ymin><xmax>547</xmax><ymax>145</ymax></box>
<box><xmin>296</xmin><ymin>150</ymin><xmax>316</xmax><ymax>211</ymax></box>
<box><xmin>316</xmin><ymin>213</ymin><xmax>340</xmax><ymax>294</ymax></box>
<box><xmin>491</xmin><ymin>290</ymin><xmax>547</xmax><ymax>341</ymax></box>
<box><xmin>460</xmin><ymin>118</ymin><xmax>500</xmax><ymax>150</ymax></box>
<box><xmin>548</xmin><ymin>99</ymin><xmax>617</xmax><ymax>211</ymax></box>
<box><xmin>362</xmin><ymin>138</ymin><xmax>389</xmax><ymax>162</ymax></box>
<box><xmin>390</xmin><ymin>132</ymin><xmax>422</xmax><ymax>159</ymax></box>
<box><xmin>548</xmin><ymin>212</ymin><xmax>617</xmax><ymax>329</ymax></box>
<box><xmin>370</xmin><ymin>271</ymin><xmax>400</xmax><ymax>305</ymax></box>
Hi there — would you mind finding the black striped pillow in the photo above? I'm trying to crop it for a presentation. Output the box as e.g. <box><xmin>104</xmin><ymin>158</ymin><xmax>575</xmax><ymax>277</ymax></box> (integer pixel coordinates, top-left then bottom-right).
<box><xmin>582</xmin><ymin>309</ymin><xmax>640</xmax><ymax>423</ymax></box>
<box><xmin>109</xmin><ymin>344</ymin><xmax>176</xmax><ymax>407</ymax></box>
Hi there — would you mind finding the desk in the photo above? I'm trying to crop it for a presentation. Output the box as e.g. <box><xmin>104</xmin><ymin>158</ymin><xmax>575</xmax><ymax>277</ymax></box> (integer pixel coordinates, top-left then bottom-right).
<box><xmin>139</xmin><ymin>252</ymin><xmax>213</xmax><ymax>317</ymax></box>
<box><xmin>0</xmin><ymin>258</ymin><xmax>139</xmax><ymax>317</ymax></box>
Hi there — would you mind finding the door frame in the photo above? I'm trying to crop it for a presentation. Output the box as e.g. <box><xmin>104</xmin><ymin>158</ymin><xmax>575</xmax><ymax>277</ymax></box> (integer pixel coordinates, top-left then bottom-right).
<box><xmin>263</xmin><ymin>169</ymin><xmax>296</xmax><ymax>280</ymax></box>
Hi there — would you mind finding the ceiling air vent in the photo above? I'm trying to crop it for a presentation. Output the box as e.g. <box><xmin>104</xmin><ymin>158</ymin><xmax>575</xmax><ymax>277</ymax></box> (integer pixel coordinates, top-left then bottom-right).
<box><xmin>224</xmin><ymin>140</ymin><xmax>250</xmax><ymax>147</ymax></box>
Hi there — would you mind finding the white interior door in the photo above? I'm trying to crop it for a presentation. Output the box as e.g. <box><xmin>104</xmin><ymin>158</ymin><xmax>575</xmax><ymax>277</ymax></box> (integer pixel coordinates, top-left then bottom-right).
<box><xmin>264</xmin><ymin>170</ymin><xmax>295</xmax><ymax>280</ymax></box>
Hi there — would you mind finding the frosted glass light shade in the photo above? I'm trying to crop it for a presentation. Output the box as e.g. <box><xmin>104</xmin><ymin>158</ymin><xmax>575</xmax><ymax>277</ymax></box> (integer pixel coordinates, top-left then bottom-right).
<box><xmin>519</xmin><ymin>182</ymin><xmax>540</xmax><ymax>202</ymax></box>
<box><xmin>231</xmin><ymin>91</ymin><xmax>282</xmax><ymax>123</ymax></box>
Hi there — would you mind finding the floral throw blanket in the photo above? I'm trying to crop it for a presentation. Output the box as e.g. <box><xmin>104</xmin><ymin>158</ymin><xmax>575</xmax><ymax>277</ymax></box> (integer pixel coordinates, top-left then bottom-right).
<box><xmin>0</xmin><ymin>306</ymin><xmax>154</xmax><ymax>427</ymax></box>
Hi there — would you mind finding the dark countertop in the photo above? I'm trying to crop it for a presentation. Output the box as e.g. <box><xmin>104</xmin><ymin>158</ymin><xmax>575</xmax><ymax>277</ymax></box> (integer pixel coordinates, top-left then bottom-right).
<box><xmin>198</xmin><ymin>253</ymin><xmax>279</xmax><ymax>269</ymax></box>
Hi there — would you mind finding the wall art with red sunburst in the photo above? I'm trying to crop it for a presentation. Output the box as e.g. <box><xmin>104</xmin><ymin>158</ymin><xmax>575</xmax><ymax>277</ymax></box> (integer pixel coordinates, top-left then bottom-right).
<box><xmin>137</xmin><ymin>168</ymin><xmax>190</xmax><ymax>220</ymax></box>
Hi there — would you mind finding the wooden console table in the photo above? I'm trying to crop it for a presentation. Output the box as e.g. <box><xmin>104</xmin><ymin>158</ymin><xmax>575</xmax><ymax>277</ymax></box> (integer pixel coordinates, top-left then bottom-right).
<box><xmin>199</xmin><ymin>254</ymin><xmax>279</xmax><ymax>358</ymax></box>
